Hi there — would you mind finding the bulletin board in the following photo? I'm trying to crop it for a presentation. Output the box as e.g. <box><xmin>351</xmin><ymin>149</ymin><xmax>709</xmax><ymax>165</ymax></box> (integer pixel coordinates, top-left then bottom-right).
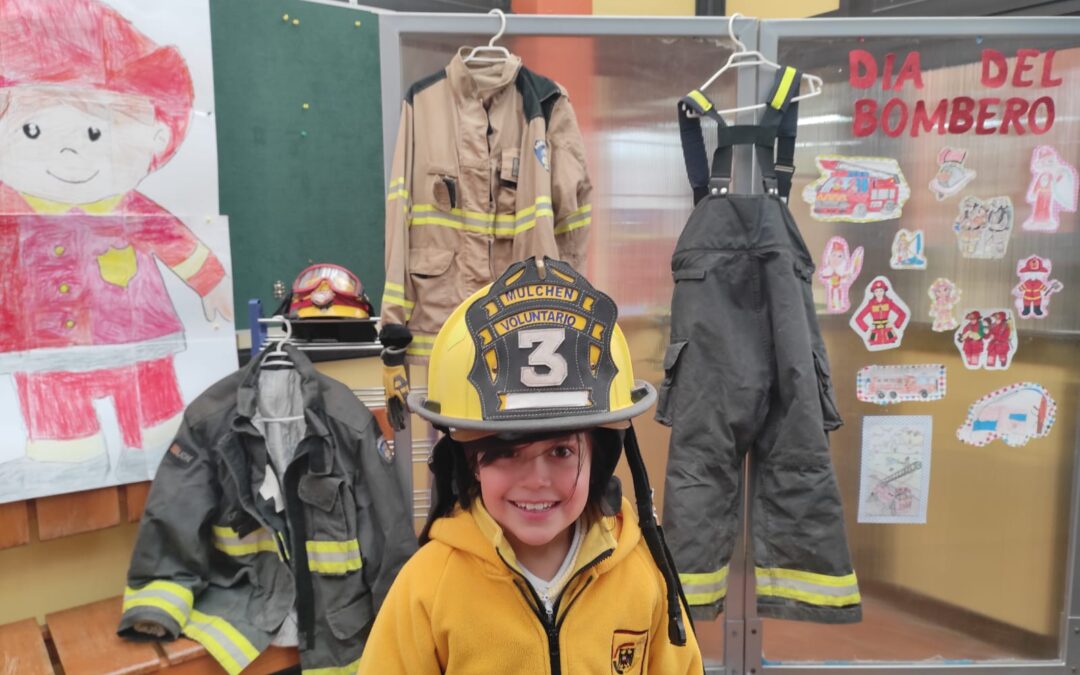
<box><xmin>210</xmin><ymin>0</ymin><xmax>386</xmax><ymax>329</ymax></box>
<box><xmin>755</xmin><ymin>16</ymin><xmax>1080</xmax><ymax>672</ymax></box>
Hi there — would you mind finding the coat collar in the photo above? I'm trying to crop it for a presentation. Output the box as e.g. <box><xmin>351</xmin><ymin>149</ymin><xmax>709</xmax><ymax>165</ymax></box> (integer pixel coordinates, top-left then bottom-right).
<box><xmin>446</xmin><ymin>47</ymin><xmax>522</xmax><ymax>103</ymax></box>
<box><xmin>231</xmin><ymin>344</ymin><xmax>333</xmax><ymax>473</ymax></box>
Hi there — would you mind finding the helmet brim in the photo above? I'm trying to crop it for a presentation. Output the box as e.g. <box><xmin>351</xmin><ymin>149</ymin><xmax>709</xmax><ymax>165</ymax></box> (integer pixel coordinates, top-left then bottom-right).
<box><xmin>407</xmin><ymin>380</ymin><xmax>657</xmax><ymax>436</ymax></box>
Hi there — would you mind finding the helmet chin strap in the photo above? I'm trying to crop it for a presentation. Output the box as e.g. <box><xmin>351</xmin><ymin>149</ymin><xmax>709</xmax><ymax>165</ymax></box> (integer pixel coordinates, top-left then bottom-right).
<box><xmin>622</xmin><ymin>423</ymin><xmax>693</xmax><ymax>646</ymax></box>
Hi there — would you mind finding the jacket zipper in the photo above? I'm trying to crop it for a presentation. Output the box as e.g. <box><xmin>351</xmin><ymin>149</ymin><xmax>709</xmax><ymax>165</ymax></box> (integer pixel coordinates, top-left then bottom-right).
<box><xmin>501</xmin><ymin>548</ymin><xmax>613</xmax><ymax>675</ymax></box>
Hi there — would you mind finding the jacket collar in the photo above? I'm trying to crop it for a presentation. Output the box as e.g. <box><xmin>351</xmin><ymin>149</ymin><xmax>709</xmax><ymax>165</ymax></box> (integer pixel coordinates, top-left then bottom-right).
<box><xmin>231</xmin><ymin>344</ymin><xmax>333</xmax><ymax>473</ymax></box>
<box><xmin>447</xmin><ymin>47</ymin><xmax>522</xmax><ymax>104</ymax></box>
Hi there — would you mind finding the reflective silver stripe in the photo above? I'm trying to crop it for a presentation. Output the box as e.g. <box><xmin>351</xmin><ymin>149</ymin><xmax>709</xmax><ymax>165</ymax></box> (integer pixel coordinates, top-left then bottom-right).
<box><xmin>681</xmin><ymin>573</ymin><xmax>728</xmax><ymax>606</ymax></box>
<box><xmin>212</xmin><ymin>526</ymin><xmax>278</xmax><ymax>556</ymax></box>
<box><xmin>755</xmin><ymin>567</ymin><xmax>861</xmax><ymax>607</ymax></box>
<box><xmin>122</xmin><ymin>582</ymin><xmax>193</xmax><ymax>626</ymax></box>
<box><xmin>184</xmin><ymin>610</ymin><xmax>259</xmax><ymax>675</ymax></box>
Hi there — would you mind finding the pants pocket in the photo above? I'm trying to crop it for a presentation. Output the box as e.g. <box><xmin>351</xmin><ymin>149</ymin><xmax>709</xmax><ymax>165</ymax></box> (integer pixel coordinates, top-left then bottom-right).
<box><xmin>812</xmin><ymin>350</ymin><xmax>844</xmax><ymax>432</ymax></box>
<box><xmin>654</xmin><ymin>339</ymin><xmax>689</xmax><ymax>427</ymax></box>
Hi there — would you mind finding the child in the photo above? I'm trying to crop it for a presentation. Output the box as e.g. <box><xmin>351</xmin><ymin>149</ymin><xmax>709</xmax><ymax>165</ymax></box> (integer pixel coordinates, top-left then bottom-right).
<box><xmin>359</xmin><ymin>257</ymin><xmax>702</xmax><ymax>674</ymax></box>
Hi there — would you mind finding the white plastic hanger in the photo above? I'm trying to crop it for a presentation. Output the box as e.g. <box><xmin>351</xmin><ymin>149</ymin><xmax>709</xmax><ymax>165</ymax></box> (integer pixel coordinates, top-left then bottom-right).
<box><xmin>691</xmin><ymin>13</ymin><xmax>823</xmax><ymax>117</ymax></box>
<box><xmin>463</xmin><ymin>9</ymin><xmax>511</xmax><ymax>64</ymax></box>
<box><xmin>262</xmin><ymin>314</ymin><xmax>294</xmax><ymax>369</ymax></box>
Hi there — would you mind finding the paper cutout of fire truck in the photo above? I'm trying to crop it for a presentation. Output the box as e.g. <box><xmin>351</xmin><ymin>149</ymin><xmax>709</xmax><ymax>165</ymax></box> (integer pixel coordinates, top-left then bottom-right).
<box><xmin>957</xmin><ymin>383</ymin><xmax>1056</xmax><ymax>447</ymax></box>
<box><xmin>803</xmin><ymin>155</ymin><xmax>911</xmax><ymax>223</ymax></box>
<box><xmin>857</xmin><ymin>364</ymin><xmax>945</xmax><ymax>405</ymax></box>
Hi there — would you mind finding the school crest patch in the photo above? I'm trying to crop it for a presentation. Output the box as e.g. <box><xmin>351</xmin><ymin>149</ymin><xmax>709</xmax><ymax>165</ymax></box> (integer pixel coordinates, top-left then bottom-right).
<box><xmin>534</xmin><ymin>139</ymin><xmax>550</xmax><ymax>172</ymax></box>
<box><xmin>611</xmin><ymin>629</ymin><xmax>647</xmax><ymax>674</ymax></box>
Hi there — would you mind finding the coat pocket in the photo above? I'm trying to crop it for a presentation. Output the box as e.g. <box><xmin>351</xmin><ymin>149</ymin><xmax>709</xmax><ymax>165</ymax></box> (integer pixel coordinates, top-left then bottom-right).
<box><xmin>812</xmin><ymin>350</ymin><xmax>844</xmax><ymax>432</ymax></box>
<box><xmin>654</xmin><ymin>340</ymin><xmax>689</xmax><ymax>427</ymax></box>
<box><xmin>325</xmin><ymin>592</ymin><xmax>374</xmax><ymax>640</ymax></box>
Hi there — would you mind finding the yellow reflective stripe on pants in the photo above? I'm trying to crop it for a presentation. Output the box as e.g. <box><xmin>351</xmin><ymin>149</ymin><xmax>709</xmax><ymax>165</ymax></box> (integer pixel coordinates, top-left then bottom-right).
<box><xmin>183</xmin><ymin>610</ymin><xmax>260</xmax><ymax>675</ymax></box>
<box><xmin>306</xmin><ymin>539</ymin><xmax>363</xmax><ymax>575</ymax></box>
<box><xmin>212</xmin><ymin>525</ymin><xmax>278</xmax><ymax>556</ymax></box>
<box><xmin>123</xmin><ymin>580</ymin><xmax>193</xmax><ymax>626</ymax></box>
<box><xmin>553</xmin><ymin>204</ymin><xmax>591</xmax><ymax>235</ymax></box>
<box><xmin>407</xmin><ymin>334</ymin><xmax>435</xmax><ymax>357</ymax></box>
<box><xmin>302</xmin><ymin>657</ymin><xmax>361</xmax><ymax>675</ymax></box>
<box><xmin>755</xmin><ymin>567</ymin><xmax>861</xmax><ymax>607</ymax></box>
<box><xmin>680</xmin><ymin>566</ymin><xmax>728</xmax><ymax>605</ymax></box>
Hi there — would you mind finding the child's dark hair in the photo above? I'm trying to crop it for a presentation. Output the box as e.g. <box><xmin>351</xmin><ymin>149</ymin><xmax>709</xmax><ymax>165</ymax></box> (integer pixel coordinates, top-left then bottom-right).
<box><xmin>420</xmin><ymin>427</ymin><xmax>622</xmax><ymax>544</ymax></box>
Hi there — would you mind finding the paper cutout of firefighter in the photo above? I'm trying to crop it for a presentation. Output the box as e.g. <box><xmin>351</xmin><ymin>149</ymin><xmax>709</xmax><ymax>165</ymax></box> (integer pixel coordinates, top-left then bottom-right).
<box><xmin>890</xmin><ymin>228</ymin><xmax>926</xmax><ymax>270</ymax></box>
<box><xmin>1022</xmin><ymin>145</ymin><xmax>1078</xmax><ymax>232</ymax></box>
<box><xmin>802</xmin><ymin>155</ymin><xmax>910</xmax><ymax>223</ymax></box>
<box><xmin>1012</xmin><ymin>255</ymin><xmax>1063</xmax><ymax>320</ymax></box>
<box><xmin>928</xmin><ymin>147</ymin><xmax>976</xmax><ymax>201</ymax></box>
<box><xmin>957</xmin><ymin>383</ymin><xmax>1056</xmax><ymax>448</ymax></box>
<box><xmin>927</xmin><ymin>278</ymin><xmax>961</xmax><ymax>332</ymax></box>
<box><xmin>0</xmin><ymin>0</ymin><xmax>232</xmax><ymax>486</ymax></box>
<box><xmin>954</xmin><ymin>309</ymin><xmax>1017</xmax><ymax>371</ymax></box>
<box><xmin>849</xmin><ymin>276</ymin><xmax>910</xmax><ymax>352</ymax></box>
<box><xmin>817</xmin><ymin>236</ymin><xmax>863</xmax><ymax>314</ymax></box>
<box><xmin>952</xmin><ymin>195</ymin><xmax>1014</xmax><ymax>259</ymax></box>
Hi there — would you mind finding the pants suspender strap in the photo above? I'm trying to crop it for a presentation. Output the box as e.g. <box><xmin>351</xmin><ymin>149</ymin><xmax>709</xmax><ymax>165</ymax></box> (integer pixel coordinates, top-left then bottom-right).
<box><xmin>758</xmin><ymin>66</ymin><xmax>802</xmax><ymax>200</ymax></box>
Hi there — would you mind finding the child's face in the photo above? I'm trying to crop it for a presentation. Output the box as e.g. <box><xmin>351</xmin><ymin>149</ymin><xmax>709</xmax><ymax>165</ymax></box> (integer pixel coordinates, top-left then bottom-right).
<box><xmin>0</xmin><ymin>85</ymin><xmax>169</xmax><ymax>204</ymax></box>
<box><xmin>477</xmin><ymin>433</ymin><xmax>591</xmax><ymax>555</ymax></box>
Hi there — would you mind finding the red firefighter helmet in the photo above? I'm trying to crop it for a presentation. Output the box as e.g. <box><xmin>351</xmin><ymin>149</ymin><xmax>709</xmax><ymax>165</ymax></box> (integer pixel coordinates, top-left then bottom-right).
<box><xmin>965</xmin><ymin>310</ymin><xmax>983</xmax><ymax>321</ymax></box>
<box><xmin>289</xmin><ymin>264</ymin><xmax>372</xmax><ymax>319</ymax></box>
<box><xmin>1021</xmin><ymin>256</ymin><xmax>1049</xmax><ymax>274</ymax></box>
<box><xmin>870</xmin><ymin>279</ymin><xmax>889</xmax><ymax>292</ymax></box>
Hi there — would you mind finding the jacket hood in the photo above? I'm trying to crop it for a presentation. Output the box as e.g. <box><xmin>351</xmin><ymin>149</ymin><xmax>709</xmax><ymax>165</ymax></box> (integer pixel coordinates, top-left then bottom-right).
<box><xmin>428</xmin><ymin>496</ymin><xmax>641</xmax><ymax>579</ymax></box>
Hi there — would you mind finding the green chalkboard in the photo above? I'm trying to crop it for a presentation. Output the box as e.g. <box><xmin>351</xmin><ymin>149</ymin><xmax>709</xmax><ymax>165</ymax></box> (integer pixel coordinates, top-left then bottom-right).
<box><xmin>210</xmin><ymin>0</ymin><xmax>384</xmax><ymax>329</ymax></box>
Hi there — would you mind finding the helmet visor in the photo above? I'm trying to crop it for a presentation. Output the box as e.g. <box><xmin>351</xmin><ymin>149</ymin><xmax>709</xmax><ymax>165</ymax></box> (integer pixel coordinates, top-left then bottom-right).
<box><xmin>293</xmin><ymin>264</ymin><xmax>359</xmax><ymax>295</ymax></box>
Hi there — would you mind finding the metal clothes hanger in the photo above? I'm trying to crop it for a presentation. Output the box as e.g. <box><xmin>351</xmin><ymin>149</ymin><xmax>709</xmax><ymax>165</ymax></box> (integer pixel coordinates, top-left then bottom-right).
<box><xmin>691</xmin><ymin>13</ymin><xmax>824</xmax><ymax>117</ymax></box>
<box><xmin>261</xmin><ymin>314</ymin><xmax>295</xmax><ymax>369</ymax></box>
<box><xmin>463</xmin><ymin>9</ymin><xmax>511</xmax><ymax>64</ymax></box>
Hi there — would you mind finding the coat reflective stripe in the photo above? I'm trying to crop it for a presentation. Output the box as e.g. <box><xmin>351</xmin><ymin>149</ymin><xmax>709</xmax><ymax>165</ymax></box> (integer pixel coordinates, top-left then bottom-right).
<box><xmin>212</xmin><ymin>525</ymin><xmax>278</xmax><ymax>556</ymax></box>
<box><xmin>406</xmin><ymin>334</ymin><xmax>435</xmax><ymax>357</ymax></box>
<box><xmin>123</xmin><ymin>581</ymin><xmax>194</xmax><ymax>626</ymax></box>
<box><xmin>553</xmin><ymin>204</ymin><xmax>591</xmax><ymax>235</ymax></box>
<box><xmin>306</xmin><ymin>539</ymin><xmax>363</xmax><ymax>575</ymax></box>
<box><xmin>381</xmin><ymin>281</ymin><xmax>415</xmax><ymax>320</ymax></box>
<box><xmin>409</xmin><ymin>197</ymin><xmax>554</xmax><ymax>236</ymax></box>
<box><xmin>755</xmin><ymin>567</ymin><xmax>861</xmax><ymax>607</ymax></box>
<box><xmin>387</xmin><ymin>177</ymin><xmax>408</xmax><ymax>201</ymax></box>
<box><xmin>302</xmin><ymin>657</ymin><xmax>361</xmax><ymax>675</ymax></box>
<box><xmin>123</xmin><ymin>578</ymin><xmax>194</xmax><ymax>626</ymax></box>
<box><xmin>680</xmin><ymin>566</ymin><xmax>728</xmax><ymax>606</ymax></box>
<box><xmin>183</xmin><ymin>610</ymin><xmax>260</xmax><ymax>675</ymax></box>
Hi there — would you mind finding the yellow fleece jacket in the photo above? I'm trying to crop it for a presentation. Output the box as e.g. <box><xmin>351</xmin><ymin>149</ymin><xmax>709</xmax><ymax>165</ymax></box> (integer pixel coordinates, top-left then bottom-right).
<box><xmin>357</xmin><ymin>497</ymin><xmax>702</xmax><ymax>674</ymax></box>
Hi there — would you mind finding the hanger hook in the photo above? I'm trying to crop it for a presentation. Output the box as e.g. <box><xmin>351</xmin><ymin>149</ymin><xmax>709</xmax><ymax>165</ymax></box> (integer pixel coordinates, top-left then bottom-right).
<box><xmin>488</xmin><ymin>8</ymin><xmax>506</xmax><ymax>48</ymax></box>
<box><xmin>727</xmin><ymin>12</ymin><xmax>746</xmax><ymax>52</ymax></box>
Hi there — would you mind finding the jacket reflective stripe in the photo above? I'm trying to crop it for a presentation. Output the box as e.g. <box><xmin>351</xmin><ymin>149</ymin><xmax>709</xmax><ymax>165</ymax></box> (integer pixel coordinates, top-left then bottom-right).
<box><xmin>553</xmin><ymin>204</ymin><xmax>591</xmax><ymax>235</ymax></box>
<box><xmin>680</xmin><ymin>566</ymin><xmax>728</xmax><ymax>606</ymax></box>
<box><xmin>123</xmin><ymin>581</ymin><xmax>193</xmax><ymax>626</ymax></box>
<box><xmin>406</xmin><ymin>334</ymin><xmax>435</xmax><ymax>357</ymax></box>
<box><xmin>382</xmin><ymin>282</ymin><xmax>415</xmax><ymax>321</ymax></box>
<box><xmin>409</xmin><ymin>196</ymin><xmax>555</xmax><ymax>236</ymax></box>
<box><xmin>306</xmin><ymin>539</ymin><xmax>363</xmax><ymax>575</ymax></box>
<box><xmin>387</xmin><ymin>177</ymin><xmax>409</xmax><ymax>201</ymax></box>
<box><xmin>212</xmin><ymin>525</ymin><xmax>278</xmax><ymax>557</ymax></box>
<box><xmin>303</xmin><ymin>657</ymin><xmax>361</xmax><ymax>675</ymax></box>
<box><xmin>755</xmin><ymin>567</ymin><xmax>861</xmax><ymax>607</ymax></box>
<box><xmin>183</xmin><ymin>610</ymin><xmax>260</xmax><ymax>675</ymax></box>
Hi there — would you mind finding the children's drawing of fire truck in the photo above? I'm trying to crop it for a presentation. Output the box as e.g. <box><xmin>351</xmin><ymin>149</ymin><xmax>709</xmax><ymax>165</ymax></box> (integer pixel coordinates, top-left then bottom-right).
<box><xmin>803</xmin><ymin>156</ymin><xmax>911</xmax><ymax>223</ymax></box>
<box><xmin>857</xmin><ymin>364</ymin><xmax>945</xmax><ymax>405</ymax></box>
